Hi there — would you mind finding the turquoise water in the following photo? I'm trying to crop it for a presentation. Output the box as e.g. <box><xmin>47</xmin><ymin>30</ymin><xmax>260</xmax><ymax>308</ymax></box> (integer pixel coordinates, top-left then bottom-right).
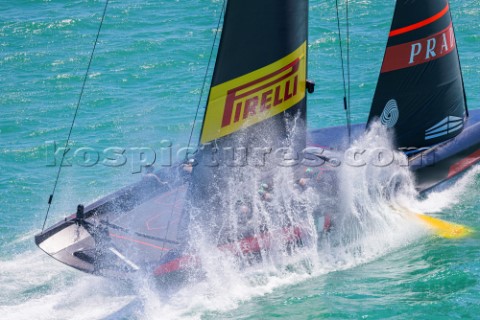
<box><xmin>1</xmin><ymin>0</ymin><xmax>479</xmax><ymax>319</ymax></box>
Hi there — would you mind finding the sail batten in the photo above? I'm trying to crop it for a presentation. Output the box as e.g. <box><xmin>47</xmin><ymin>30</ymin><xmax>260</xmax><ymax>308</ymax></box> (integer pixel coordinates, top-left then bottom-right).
<box><xmin>368</xmin><ymin>0</ymin><xmax>467</xmax><ymax>148</ymax></box>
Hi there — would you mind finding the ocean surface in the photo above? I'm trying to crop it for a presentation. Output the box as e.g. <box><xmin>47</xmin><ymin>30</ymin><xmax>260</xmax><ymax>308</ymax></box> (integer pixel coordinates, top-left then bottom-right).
<box><xmin>1</xmin><ymin>0</ymin><xmax>479</xmax><ymax>319</ymax></box>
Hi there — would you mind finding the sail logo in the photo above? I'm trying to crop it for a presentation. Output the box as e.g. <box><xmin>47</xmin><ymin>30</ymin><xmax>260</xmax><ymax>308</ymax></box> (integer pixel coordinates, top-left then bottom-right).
<box><xmin>381</xmin><ymin>99</ymin><xmax>399</xmax><ymax>128</ymax></box>
<box><xmin>382</xmin><ymin>23</ymin><xmax>456</xmax><ymax>73</ymax></box>
<box><xmin>201</xmin><ymin>42</ymin><xmax>306</xmax><ymax>144</ymax></box>
<box><xmin>221</xmin><ymin>60</ymin><xmax>300</xmax><ymax>128</ymax></box>
<box><xmin>425</xmin><ymin>116</ymin><xmax>464</xmax><ymax>141</ymax></box>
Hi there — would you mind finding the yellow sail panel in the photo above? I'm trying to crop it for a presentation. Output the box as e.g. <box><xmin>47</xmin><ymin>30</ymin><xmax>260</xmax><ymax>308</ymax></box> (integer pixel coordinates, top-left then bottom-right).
<box><xmin>201</xmin><ymin>42</ymin><xmax>306</xmax><ymax>144</ymax></box>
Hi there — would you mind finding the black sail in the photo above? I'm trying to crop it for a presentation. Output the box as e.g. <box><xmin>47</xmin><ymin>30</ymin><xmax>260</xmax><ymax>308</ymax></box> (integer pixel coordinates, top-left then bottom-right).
<box><xmin>199</xmin><ymin>0</ymin><xmax>308</xmax><ymax>152</ymax></box>
<box><xmin>368</xmin><ymin>0</ymin><xmax>467</xmax><ymax>148</ymax></box>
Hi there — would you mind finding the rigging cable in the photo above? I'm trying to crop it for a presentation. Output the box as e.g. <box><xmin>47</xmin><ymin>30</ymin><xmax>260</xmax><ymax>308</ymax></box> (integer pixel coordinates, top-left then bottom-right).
<box><xmin>162</xmin><ymin>0</ymin><xmax>227</xmax><ymax>251</ymax></box>
<box><xmin>449</xmin><ymin>10</ymin><xmax>469</xmax><ymax>117</ymax></box>
<box><xmin>334</xmin><ymin>0</ymin><xmax>352</xmax><ymax>141</ymax></box>
<box><xmin>346</xmin><ymin>0</ymin><xmax>352</xmax><ymax>140</ymax></box>
<box><xmin>41</xmin><ymin>0</ymin><xmax>110</xmax><ymax>232</ymax></box>
<box><xmin>185</xmin><ymin>0</ymin><xmax>227</xmax><ymax>159</ymax></box>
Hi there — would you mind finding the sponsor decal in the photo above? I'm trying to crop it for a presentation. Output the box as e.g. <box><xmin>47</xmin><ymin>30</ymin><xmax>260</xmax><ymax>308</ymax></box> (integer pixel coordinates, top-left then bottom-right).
<box><xmin>381</xmin><ymin>99</ymin><xmax>400</xmax><ymax>128</ymax></box>
<box><xmin>381</xmin><ymin>23</ymin><xmax>456</xmax><ymax>73</ymax></box>
<box><xmin>201</xmin><ymin>42</ymin><xmax>306</xmax><ymax>143</ymax></box>
<box><xmin>425</xmin><ymin>115</ymin><xmax>463</xmax><ymax>140</ymax></box>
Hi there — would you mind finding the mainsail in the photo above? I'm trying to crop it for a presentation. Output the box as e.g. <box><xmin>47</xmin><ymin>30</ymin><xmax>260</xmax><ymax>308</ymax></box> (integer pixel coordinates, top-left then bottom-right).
<box><xmin>191</xmin><ymin>0</ymin><xmax>309</xmax><ymax>188</ymax></box>
<box><xmin>368</xmin><ymin>0</ymin><xmax>468</xmax><ymax>148</ymax></box>
<box><xmin>185</xmin><ymin>0</ymin><xmax>309</xmax><ymax>242</ymax></box>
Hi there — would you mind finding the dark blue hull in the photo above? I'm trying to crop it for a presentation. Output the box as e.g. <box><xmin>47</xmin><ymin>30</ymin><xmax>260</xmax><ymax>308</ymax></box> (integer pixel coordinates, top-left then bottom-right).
<box><xmin>35</xmin><ymin>110</ymin><xmax>480</xmax><ymax>279</ymax></box>
<box><xmin>308</xmin><ymin>109</ymin><xmax>480</xmax><ymax>193</ymax></box>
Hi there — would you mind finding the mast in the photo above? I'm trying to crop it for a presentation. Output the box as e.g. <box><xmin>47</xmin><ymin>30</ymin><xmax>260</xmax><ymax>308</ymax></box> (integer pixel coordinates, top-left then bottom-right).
<box><xmin>368</xmin><ymin>0</ymin><xmax>467</xmax><ymax>148</ymax></box>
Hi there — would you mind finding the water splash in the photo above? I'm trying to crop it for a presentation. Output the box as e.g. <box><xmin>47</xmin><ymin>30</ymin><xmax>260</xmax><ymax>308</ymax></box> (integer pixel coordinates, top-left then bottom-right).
<box><xmin>3</xmin><ymin>123</ymin><xmax>478</xmax><ymax>319</ymax></box>
<box><xmin>409</xmin><ymin>164</ymin><xmax>480</xmax><ymax>214</ymax></box>
<box><xmin>0</xmin><ymin>250</ymin><xmax>136</xmax><ymax>320</ymax></box>
<box><xmin>132</xmin><ymin>121</ymin><xmax>476</xmax><ymax>318</ymax></box>
<box><xmin>319</xmin><ymin>122</ymin><xmax>426</xmax><ymax>269</ymax></box>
